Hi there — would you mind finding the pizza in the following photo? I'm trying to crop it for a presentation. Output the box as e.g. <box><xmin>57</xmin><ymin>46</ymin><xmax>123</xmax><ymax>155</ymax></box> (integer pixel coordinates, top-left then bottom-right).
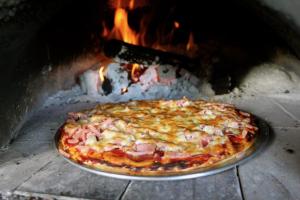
<box><xmin>57</xmin><ymin>98</ymin><xmax>258</xmax><ymax>175</ymax></box>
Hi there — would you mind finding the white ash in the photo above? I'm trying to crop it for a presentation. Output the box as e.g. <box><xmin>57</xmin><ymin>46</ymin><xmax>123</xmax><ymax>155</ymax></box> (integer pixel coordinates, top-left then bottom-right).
<box><xmin>79</xmin><ymin>69</ymin><xmax>100</xmax><ymax>96</ymax></box>
<box><xmin>214</xmin><ymin>53</ymin><xmax>300</xmax><ymax>101</ymax></box>
<box><xmin>138</xmin><ymin>65</ymin><xmax>158</xmax><ymax>90</ymax></box>
<box><xmin>44</xmin><ymin>62</ymin><xmax>211</xmax><ymax>107</ymax></box>
<box><xmin>238</xmin><ymin>63</ymin><xmax>300</xmax><ymax>94</ymax></box>
<box><xmin>105</xmin><ymin>63</ymin><xmax>130</xmax><ymax>94</ymax></box>
<box><xmin>80</xmin><ymin>63</ymin><xmax>206</xmax><ymax>99</ymax></box>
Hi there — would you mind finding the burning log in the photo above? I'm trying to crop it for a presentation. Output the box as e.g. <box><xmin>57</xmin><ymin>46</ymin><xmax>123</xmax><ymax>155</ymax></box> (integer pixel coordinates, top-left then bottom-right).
<box><xmin>104</xmin><ymin>39</ymin><xmax>199</xmax><ymax>71</ymax></box>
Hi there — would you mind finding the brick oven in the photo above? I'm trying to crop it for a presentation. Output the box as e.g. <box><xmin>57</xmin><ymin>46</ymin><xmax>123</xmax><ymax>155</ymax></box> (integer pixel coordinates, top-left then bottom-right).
<box><xmin>0</xmin><ymin>0</ymin><xmax>299</xmax><ymax>199</ymax></box>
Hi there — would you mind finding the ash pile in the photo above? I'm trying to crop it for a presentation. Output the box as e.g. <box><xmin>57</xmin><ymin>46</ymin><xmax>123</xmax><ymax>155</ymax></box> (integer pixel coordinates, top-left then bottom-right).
<box><xmin>79</xmin><ymin>61</ymin><xmax>212</xmax><ymax>102</ymax></box>
<box><xmin>76</xmin><ymin>39</ymin><xmax>213</xmax><ymax>102</ymax></box>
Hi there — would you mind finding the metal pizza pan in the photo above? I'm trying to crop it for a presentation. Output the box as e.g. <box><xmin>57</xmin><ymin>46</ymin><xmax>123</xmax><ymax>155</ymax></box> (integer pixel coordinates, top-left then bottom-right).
<box><xmin>54</xmin><ymin>116</ymin><xmax>270</xmax><ymax>181</ymax></box>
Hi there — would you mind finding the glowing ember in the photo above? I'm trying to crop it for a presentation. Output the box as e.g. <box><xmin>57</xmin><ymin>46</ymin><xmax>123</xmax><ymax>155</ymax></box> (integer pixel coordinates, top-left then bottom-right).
<box><xmin>121</xmin><ymin>87</ymin><xmax>128</xmax><ymax>94</ymax></box>
<box><xmin>98</xmin><ymin>1</ymin><xmax>200</xmax><ymax>86</ymax></box>
<box><xmin>129</xmin><ymin>0</ymin><xmax>135</xmax><ymax>10</ymax></box>
<box><xmin>174</xmin><ymin>21</ymin><xmax>180</xmax><ymax>29</ymax></box>
<box><xmin>101</xmin><ymin>22</ymin><xmax>109</xmax><ymax>38</ymax></box>
<box><xmin>131</xmin><ymin>63</ymin><xmax>140</xmax><ymax>82</ymax></box>
<box><xmin>99</xmin><ymin>66</ymin><xmax>106</xmax><ymax>82</ymax></box>
<box><xmin>186</xmin><ymin>32</ymin><xmax>195</xmax><ymax>51</ymax></box>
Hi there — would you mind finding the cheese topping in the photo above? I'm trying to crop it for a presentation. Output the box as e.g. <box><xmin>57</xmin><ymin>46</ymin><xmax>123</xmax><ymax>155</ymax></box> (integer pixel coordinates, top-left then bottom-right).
<box><xmin>62</xmin><ymin>98</ymin><xmax>258</xmax><ymax>162</ymax></box>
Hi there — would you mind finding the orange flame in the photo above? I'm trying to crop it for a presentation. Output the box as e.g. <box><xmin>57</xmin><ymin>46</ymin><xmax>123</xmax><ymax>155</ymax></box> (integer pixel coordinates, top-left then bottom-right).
<box><xmin>121</xmin><ymin>87</ymin><xmax>128</xmax><ymax>94</ymax></box>
<box><xmin>186</xmin><ymin>32</ymin><xmax>195</xmax><ymax>51</ymax></box>
<box><xmin>107</xmin><ymin>0</ymin><xmax>139</xmax><ymax>45</ymax></box>
<box><xmin>174</xmin><ymin>21</ymin><xmax>180</xmax><ymax>29</ymax></box>
<box><xmin>101</xmin><ymin>22</ymin><xmax>109</xmax><ymax>38</ymax></box>
<box><xmin>99</xmin><ymin>66</ymin><xmax>106</xmax><ymax>82</ymax></box>
<box><xmin>129</xmin><ymin>0</ymin><xmax>135</xmax><ymax>10</ymax></box>
<box><xmin>101</xmin><ymin>0</ymin><xmax>199</xmax><ymax>60</ymax></box>
<box><xmin>131</xmin><ymin>63</ymin><xmax>140</xmax><ymax>82</ymax></box>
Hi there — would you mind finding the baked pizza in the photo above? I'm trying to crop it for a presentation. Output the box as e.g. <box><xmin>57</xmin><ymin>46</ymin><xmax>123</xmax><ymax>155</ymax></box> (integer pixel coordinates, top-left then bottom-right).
<box><xmin>57</xmin><ymin>98</ymin><xmax>258</xmax><ymax>175</ymax></box>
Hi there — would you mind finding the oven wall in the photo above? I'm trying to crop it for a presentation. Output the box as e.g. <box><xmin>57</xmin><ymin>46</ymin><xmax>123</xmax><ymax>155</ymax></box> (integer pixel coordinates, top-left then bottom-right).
<box><xmin>243</xmin><ymin>0</ymin><xmax>300</xmax><ymax>57</ymax></box>
<box><xmin>0</xmin><ymin>0</ymin><xmax>72</xmax><ymax>149</ymax></box>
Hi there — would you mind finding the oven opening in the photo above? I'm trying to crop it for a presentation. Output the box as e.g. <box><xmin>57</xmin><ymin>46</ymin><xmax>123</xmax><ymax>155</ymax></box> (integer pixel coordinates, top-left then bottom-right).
<box><xmin>1</xmin><ymin>0</ymin><xmax>300</xmax><ymax>199</ymax></box>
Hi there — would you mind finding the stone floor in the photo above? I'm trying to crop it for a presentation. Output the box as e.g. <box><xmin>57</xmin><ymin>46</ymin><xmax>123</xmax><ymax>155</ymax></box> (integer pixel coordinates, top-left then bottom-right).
<box><xmin>0</xmin><ymin>95</ymin><xmax>299</xmax><ymax>200</ymax></box>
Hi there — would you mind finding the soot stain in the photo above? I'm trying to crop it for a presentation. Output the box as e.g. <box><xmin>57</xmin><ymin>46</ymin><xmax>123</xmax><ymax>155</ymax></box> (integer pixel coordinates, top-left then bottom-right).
<box><xmin>284</xmin><ymin>148</ymin><xmax>295</xmax><ymax>154</ymax></box>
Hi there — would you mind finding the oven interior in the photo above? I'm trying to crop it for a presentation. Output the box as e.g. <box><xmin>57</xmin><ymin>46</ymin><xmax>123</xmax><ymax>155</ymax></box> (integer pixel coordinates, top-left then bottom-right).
<box><xmin>0</xmin><ymin>0</ymin><xmax>300</xmax><ymax>199</ymax></box>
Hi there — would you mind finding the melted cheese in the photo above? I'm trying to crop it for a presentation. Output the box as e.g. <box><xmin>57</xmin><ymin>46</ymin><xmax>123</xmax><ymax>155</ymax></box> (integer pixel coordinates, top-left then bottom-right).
<box><xmin>62</xmin><ymin>99</ymin><xmax>257</xmax><ymax>160</ymax></box>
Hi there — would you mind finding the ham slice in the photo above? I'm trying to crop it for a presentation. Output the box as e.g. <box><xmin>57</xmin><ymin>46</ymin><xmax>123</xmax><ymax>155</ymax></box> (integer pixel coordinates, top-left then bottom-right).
<box><xmin>67</xmin><ymin>138</ymin><xmax>79</xmax><ymax>144</ymax></box>
<box><xmin>164</xmin><ymin>152</ymin><xmax>189</xmax><ymax>159</ymax></box>
<box><xmin>176</xmin><ymin>99</ymin><xmax>190</xmax><ymax>107</ymax></box>
<box><xmin>101</xmin><ymin>118</ymin><xmax>114</xmax><ymax>129</ymax></box>
<box><xmin>86</xmin><ymin>124</ymin><xmax>101</xmax><ymax>137</ymax></box>
<box><xmin>201</xmin><ymin>137</ymin><xmax>210</xmax><ymax>147</ymax></box>
<box><xmin>72</xmin><ymin>129</ymin><xmax>82</xmax><ymax>140</ymax></box>
<box><xmin>135</xmin><ymin>143</ymin><xmax>156</xmax><ymax>154</ymax></box>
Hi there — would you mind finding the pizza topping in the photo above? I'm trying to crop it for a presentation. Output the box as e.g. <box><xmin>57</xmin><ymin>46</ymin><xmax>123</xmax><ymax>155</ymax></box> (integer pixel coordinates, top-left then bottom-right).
<box><xmin>58</xmin><ymin>99</ymin><xmax>258</xmax><ymax>173</ymax></box>
<box><xmin>100</xmin><ymin>118</ymin><xmax>114</xmax><ymax>129</ymax></box>
<box><xmin>184</xmin><ymin>131</ymin><xmax>199</xmax><ymax>141</ymax></box>
<box><xmin>76</xmin><ymin>145</ymin><xmax>90</xmax><ymax>154</ymax></box>
<box><xmin>201</xmin><ymin>136</ymin><xmax>211</xmax><ymax>147</ymax></box>
<box><xmin>164</xmin><ymin>152</ymin><xmax>189</xmax><ymax>159</ymax></box>
<box><xmin>176</xmin><ymin>99</ymin><xmax>191</xmax><ymax>107</ymax></box>
<box><xmin>114</xmin><ymin>119</ymin><xmax>128</xmax><ymax>131</ymax></box>
<box><xmin>85</xmin><ymin>135</ymin><xmax>98</xmax><ymax>145</ymax></box>
<box><xmin>227</xmin><ymin>134</ymin><xmax>243</xmax><ymax>144</ymax></box>
<box><xmin>85</xmin><ymin>124</ymin><xmax>101</xmax><ymax>137</ymax></box>
<box><xmin>135</xmin><ymin>143</ymin><xmax>156</xmax><ymax>154</ymax></box>
<box><xmin>199</xmin><ymin>109</ymin><xmax>217</xmax><ymax>120</ymax></box>
<box><xmin>156</xmin><ymin>141</ymin><xmax>184</xmax><ymax>152</ymax></box>
<box><xmin>199</xmin><ymin>125</ymin><xmax>223</xmax><ymax>136</ymax></box>
<box><xmin>226</xmin><ymin>121</ymin><xmax>239</xmax><ymax>129</ymax></box>
<box><xmin>67</xmin><ymin>138</ymin><xmax>79</xmax><ymax>144</ymax></box>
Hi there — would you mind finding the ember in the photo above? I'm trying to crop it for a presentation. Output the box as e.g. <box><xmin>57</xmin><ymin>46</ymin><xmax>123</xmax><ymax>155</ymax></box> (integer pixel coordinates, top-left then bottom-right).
<box><xmin>95</xmin><ymin>0</ymin><xmax>202</xmax><ymax>91</ymax></box>
<box><xmin>99</xmin><ymin>66</ymin><xmax>106</xmax><ymax>82</ymax></box>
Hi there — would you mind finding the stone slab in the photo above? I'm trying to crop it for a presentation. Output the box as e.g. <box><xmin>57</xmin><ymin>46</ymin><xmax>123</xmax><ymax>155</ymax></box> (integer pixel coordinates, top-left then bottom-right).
<box><xmin>122</xmin><ymin>169</ymin><xmax>242</xmax><ymax>200</ymax></box>
<box><xmin>239</xmin><ymin>128</ymin><xmax>300</xmax><ymax>200</ymax></box>
<box><xmin>18</xmin><ymin>156</ymin><xmax>129</xmax><ymax>200</ymax></box>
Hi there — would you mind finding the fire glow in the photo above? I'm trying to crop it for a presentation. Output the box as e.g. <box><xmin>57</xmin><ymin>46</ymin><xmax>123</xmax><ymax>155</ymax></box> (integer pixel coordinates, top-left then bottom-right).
<box><xmin>98</xmin><ymin>63</ymin><xmax>143</xmax><ymax>84</ymax></box>
<box><xmin>98</xmin><ymin>0</ymin><xmax>198</xmax><ymax>86</ymax></box>
<box><xmin>102</xmin><ymin>0</ymin><xmax>197</xmax><ymax>50</ymax></box>
<box><xmin>99</xmin><ymin>66</ymin><xmax>106</xmax><ymax>82</ymax></box>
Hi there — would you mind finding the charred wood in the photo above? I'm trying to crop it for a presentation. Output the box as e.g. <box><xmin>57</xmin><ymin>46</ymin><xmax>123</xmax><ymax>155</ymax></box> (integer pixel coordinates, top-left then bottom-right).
<box><xmin>103</xmin><ymin>39</ymin><xmax>200</xmax><ymax>72</ymax></box>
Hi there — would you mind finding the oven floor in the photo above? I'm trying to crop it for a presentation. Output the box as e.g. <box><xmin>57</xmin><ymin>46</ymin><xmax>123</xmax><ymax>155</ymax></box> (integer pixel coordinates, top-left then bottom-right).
<box><xmin>1</xmin><ymin>95</ymin><xmax>300</xmax><ymax>200</ymax></box>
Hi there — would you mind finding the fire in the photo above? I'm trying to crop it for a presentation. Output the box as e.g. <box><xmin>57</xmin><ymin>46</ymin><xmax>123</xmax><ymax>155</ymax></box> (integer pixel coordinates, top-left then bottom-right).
<box><xmin>99</xmin><ymin>66</ymin><xmax>106</xmax><ymax>82</ymax></box>
<box><xmin>131</xmin><ymin>63</ymin><xmax>140</xmax><ymax>82</ymax></box>
<box><xmin>129</xmin><ymin>0</ymin><xmax>135</xmax><ymax>10</ymax></box>
<box><xmin>174</xmin><ymin>21</ymin><xmax>180</xmax><ymax>29</ymax></box>
<box><xmin>101</xmin><ymin>0</ymin><xmax>199</xmax><ymax>57</ymax></box>
<box><xmin>98</xmin><ymin>1</ymin><xmax>200</xmax><ymax>86</ymax></box>
<box><xmin>186</xmin><ymin>32</ymin><xmax>195</xmax><ymax>51</ymax></box>
<box><xmin>101</xmin><ymin>22</ymin><xmax>109</xmax><ymax>38</ymax></box>
<box><xmin>121</xmin><ymin>87</ymin><xmax>128</xmax><ymax>94</ymax></box>
<box><xmin>106</xmin><ymin>0</ymin><xmax>138</xmax><ymax>45</ymax></box>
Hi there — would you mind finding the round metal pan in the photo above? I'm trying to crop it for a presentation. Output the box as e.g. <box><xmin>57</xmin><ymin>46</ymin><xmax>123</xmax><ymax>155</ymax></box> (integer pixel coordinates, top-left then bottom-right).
<box><xmin>54</xmin><ymin>116</ymin><xmax>270</xmax><ymax>181</ymax></box>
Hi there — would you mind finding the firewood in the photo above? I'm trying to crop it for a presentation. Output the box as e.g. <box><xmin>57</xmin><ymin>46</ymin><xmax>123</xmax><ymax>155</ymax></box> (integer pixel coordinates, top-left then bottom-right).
<box><xmin>103</xmin><ymin>39</ymin><xmax>199</xmax><ymax>71</ymax></box>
